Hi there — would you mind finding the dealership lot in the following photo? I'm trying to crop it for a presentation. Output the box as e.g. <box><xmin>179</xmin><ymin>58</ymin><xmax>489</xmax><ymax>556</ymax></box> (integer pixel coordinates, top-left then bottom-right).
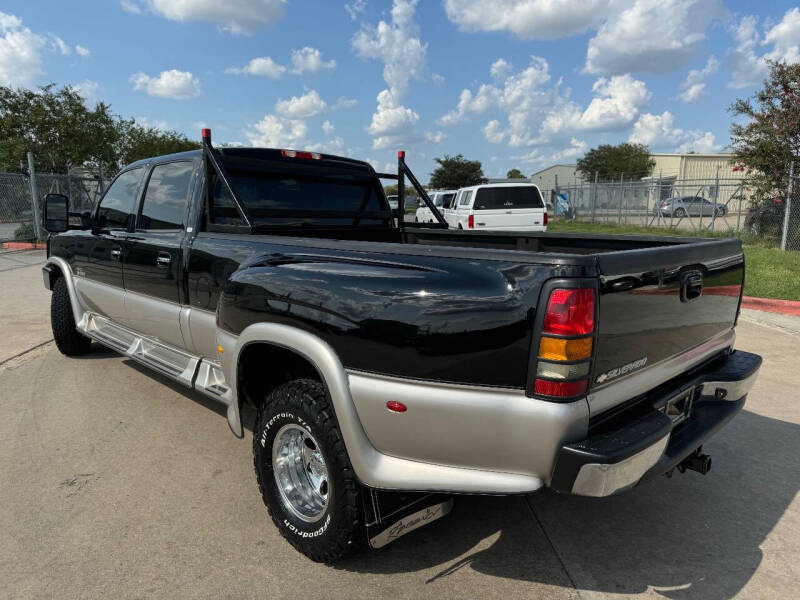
<box><xmin>1</xmin><ymin>251</ymin><xmax>798</xmax><ymax>599</ymax></box>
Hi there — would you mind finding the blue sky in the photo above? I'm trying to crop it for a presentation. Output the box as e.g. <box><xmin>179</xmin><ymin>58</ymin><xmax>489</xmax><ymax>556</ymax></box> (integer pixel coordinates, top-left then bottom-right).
<box><xmin>1</xmin><ymin>0</ymin><xmax>799</xmax><ymax>179</ymax></box>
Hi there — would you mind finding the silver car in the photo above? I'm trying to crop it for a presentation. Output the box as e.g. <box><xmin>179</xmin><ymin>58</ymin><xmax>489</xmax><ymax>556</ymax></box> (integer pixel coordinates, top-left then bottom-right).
<box><xmin>656</xmin><ymin>196</ymin><xmax>727</xmax><ymax>218</ymax></box>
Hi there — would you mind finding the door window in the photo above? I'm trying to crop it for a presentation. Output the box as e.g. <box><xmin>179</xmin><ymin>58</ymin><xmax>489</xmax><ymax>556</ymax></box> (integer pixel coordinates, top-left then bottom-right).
<box><xmin>459</xmin><ymin>191</ymin><xmax>473</xmax><ymax>206</ymax></box>
<box><xmin>96</xmin><ymin>168</ymin><xmax>143</xmax><ymax>230</ymax></box>
<box><xmin>138</xmin><ymin>162</ymin><xmax>194</xmax><ymax>230</ymax></box>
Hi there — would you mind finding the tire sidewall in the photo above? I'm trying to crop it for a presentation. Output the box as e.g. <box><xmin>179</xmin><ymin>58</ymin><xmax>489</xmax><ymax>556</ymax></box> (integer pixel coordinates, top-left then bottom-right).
<box><xmin>254</xmin><ymin>403</ymin><xmax>340</xmax><ymax>544</ymax></box>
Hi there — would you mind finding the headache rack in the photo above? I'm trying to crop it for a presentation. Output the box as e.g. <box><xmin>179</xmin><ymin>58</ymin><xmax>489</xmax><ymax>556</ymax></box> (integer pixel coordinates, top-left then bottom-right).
<box><xmin>200</xmin><ymin>129</ymin><xmax>449</xmax><ymax>233</ymax></box>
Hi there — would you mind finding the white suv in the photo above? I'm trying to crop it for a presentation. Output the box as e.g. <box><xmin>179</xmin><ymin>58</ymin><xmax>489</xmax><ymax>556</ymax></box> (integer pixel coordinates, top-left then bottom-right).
<box><xmin>446</xmin><ymin>183</ymin><xmax>548</xmax><ymax>231</ymax></box>
<box><xmin>415</xmin><ymin>190</ymin><xmax>456</xmax><ymax>223</ymax></box>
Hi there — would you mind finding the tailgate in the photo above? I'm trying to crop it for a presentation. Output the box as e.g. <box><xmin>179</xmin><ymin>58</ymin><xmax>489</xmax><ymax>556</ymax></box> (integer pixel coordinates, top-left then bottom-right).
<box><xmin>474</xmin><ymin>208</ymin><xmax>544</xmax><ymax>229</ymax></box>
<box><xmin>592</xmin><ymin>238</ymin><xmax>743</xmax><ymax>396</ymax></box>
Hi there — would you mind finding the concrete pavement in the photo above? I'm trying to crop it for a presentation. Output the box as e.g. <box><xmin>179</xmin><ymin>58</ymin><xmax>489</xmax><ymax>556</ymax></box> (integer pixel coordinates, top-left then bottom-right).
<box><xmin>0</xmin><ymin>254</ymin><xmax>798</xmax><ymax>599</ymax></box>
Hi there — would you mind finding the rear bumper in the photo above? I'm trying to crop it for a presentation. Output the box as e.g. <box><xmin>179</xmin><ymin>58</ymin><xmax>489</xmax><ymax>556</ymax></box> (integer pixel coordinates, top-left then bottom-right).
<box><xmin>550</xmin><ymin>350</ymin><xmax>761</xmax><ymax>497</ymax></box>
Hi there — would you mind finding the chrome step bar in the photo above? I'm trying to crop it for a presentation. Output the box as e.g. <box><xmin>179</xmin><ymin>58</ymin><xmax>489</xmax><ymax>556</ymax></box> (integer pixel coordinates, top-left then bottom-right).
<box><xmin>78</xmin><ymin>312</ymin><xmax>232</xmax><ymax>405</ymax></box>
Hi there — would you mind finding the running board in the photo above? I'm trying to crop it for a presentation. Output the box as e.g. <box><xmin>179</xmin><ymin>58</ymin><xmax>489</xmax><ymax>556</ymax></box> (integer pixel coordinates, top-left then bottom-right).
<box><xmin>79</xmin><ymin>312</ymin><xmax>232</xmax><ymax>405</ymax></box>
<box><xmin>363</xmin><ymin>489</ymin><xmax>454</xmax><ymax>549</ymax></box>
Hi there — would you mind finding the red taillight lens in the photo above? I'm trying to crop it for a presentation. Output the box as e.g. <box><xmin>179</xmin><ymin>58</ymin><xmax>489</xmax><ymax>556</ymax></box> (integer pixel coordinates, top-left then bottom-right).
<box><xmin>543</xmin><ymin>288</ymin><xmax>595</xmax><ymax>336</ymax></box>
<box><xmin>543</xmin><ymin>212</ymin><xmax>548</xmax><ymax>226</ymax></box>
<box><xmin>468</xmin><ymin>214</ymin><xmax>474</xmax><ymax>228</ymax></box>
<box><xmin>281</xmin><ymin>149</ymin><xmax>322</xmax><ymax>160</ymax></box>
<box><xmin>534</xmin><ymin>378</ymin><xmax>588</xmax><ymax>397</ymax></box>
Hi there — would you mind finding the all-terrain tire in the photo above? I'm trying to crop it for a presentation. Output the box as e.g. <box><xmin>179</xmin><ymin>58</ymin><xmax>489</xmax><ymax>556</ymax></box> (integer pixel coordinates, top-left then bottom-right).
<box><xmin>50</xmin><ymin>276</ymin><xmax>92</xmax><ymax>356</ymax></box>
<box><xmin>253</xmin><ymin>379</ymin><xmax>362</xmax><ymax>563</ymax></box>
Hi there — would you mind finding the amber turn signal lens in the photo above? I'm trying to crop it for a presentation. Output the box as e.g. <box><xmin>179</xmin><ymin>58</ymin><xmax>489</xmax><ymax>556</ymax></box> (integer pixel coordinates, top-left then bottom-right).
<box><xmin>538</xmin><ymin>336</ymin><xmax>592</xmax><ymax>361</ymax></box>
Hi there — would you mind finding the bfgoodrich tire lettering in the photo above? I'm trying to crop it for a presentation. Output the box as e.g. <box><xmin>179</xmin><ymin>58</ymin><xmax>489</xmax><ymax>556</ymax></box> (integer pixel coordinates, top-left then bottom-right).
<box><xmin>253</xmin><ymin>379</ymin><xmax>362</xmax><ymax>562</ymax></box>
<box><xmin>50</xmin><ymin>276</ymin><xmax>92</xmax><ymax>356</ymax></box>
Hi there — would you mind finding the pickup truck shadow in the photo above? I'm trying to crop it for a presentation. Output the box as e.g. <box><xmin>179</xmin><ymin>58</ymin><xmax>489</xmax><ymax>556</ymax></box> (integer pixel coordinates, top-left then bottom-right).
<box><xmin>337</xmin><ymin>409</ymin><xmax>799</xmax><ymax>599</ymax></box>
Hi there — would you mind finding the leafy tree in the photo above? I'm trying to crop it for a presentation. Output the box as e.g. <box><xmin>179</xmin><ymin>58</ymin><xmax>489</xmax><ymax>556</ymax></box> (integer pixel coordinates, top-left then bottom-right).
<box><xmin>115</xmin><ymin>118</ymin><xmax>199</xmax><ymax>167</ymax></box>
<box><xmin>730</xmin><ymin>60</ymin><xmax>800</xmax><ymax>200</ymax></box>
<box><xmin>576</xmin><ymin>143</ymin><xmax>654</xmax><ymax>181</ymax></box>
<box><xmin>0</xmin><ymin>83</ymin><xmax>200</xmax><ymax>175</ymax></box>
<box><xmin>0</xmin><ymin>84</ymin><xmax>117</xmax><ymax>173</ymax></box>
<box><xmin>429</xmin><ymin>154</ymin><xmax>487</xmax><ymax>189</ymax></box>
<box><xmin>506</xmin><ymin>168</ymin><xmax>526</xmax><ymax>179</ymax></box>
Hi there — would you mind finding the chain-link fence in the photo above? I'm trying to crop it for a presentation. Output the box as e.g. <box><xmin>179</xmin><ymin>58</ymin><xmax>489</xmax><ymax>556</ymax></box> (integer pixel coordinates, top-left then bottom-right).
<box><xmin>0</xmin><ymin>168</ymin><xmax>109</xmax><ymax>244</ymax></box>
<box><xmin>782</xmin><ymin>167</ymin><xmax>800</xmax><ymax>251</ymax></box>
<box><xmin>554</xmin><ymin>172</ymin><xmax>797</xmax><ymax>248</ymax></box>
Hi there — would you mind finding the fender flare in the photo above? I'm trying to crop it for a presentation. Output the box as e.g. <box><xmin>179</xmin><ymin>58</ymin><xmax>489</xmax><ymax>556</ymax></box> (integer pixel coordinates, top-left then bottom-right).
<box><xmin>220</xmin><ymin>322</ymin><xmax>543</xmax><ymax>493</ymax></box>
<box><xmin>44</xmin><ymin>256</ymin><xmax>85</xmax><ymax>326</ymax></box>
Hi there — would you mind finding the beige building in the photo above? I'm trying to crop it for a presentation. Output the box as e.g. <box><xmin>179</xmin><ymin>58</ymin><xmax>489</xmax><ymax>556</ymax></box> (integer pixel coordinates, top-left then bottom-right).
<box><xmin>529</xmin><ymin>164</ymin><xmax>585</xmax><ymax>204</ymax></box>
<box><xmin>648</xmin><ymin>153</ymin><xmax>739</xmax><ymax>181</ymax></box>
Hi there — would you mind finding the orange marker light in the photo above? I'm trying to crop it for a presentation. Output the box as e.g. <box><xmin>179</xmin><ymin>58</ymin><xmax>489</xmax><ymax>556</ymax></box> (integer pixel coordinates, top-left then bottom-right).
<box><xmin>538</xmin><ymin>336</ymin><xmax>592</xmax><ymax>361</ymax></box>
<box><xmin>217</xmin><ymin>345</ymin><xmax>224</xmax><ymax>354</ymax></box>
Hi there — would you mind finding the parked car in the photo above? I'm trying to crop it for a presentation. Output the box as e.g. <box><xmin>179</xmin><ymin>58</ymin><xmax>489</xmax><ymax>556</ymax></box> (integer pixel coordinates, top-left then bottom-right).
<box><xmin>446</xmin><ymin>183</ymin><xmax>548</xmax><ymax>231</ymax></box>
<box><xmin>415</xmin><ymin>190</ymin><xmax>455</xmax><ymax>222</ymax></box>
<box><xmin>745</xmin><ymin>197</ymin><xmax>785</xmax><ymax>238</ymax></box>
<box><xmin>41</xmin><ymin>132</ymin><xmax>760</xmax><ymax>563</ymax></box>
<box><xmin>656</xmin><ymin>196</ymin><xmax>727</xmax><ymax>218</ymax></box>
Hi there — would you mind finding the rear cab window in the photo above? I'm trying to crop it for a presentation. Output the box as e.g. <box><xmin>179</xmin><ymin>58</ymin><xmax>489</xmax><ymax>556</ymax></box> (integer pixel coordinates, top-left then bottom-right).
<box><xmin>474</xmin><ymin>186</ymin><xmax>544</xmax><ymax>210</ymax></box>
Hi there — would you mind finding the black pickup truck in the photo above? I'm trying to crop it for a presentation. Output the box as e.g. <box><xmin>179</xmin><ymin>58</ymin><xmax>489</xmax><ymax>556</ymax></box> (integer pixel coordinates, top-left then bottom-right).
<box><xmin>41</xmin><ymin>130</ymin><xmax>761</xmax><ymax>562</ymax></box>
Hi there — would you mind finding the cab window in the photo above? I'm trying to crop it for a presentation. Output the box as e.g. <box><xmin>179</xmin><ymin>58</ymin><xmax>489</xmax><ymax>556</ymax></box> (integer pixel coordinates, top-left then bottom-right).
<box><xmin>96</xmin><ymin>168</ymin><xmax>143</xmax><ymax>230</ymax></box>
<box><xmin>138</xmin><ymin>162</ymin><xmax>194</xmax><ymax>230</ymax></box>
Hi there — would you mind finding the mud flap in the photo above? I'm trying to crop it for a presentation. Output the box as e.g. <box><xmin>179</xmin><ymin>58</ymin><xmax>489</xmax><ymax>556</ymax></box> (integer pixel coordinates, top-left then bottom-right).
<box><xmin>362</xmin><ymin>489</ymin><xmax>454</xmax><ymax>549</ymax></box>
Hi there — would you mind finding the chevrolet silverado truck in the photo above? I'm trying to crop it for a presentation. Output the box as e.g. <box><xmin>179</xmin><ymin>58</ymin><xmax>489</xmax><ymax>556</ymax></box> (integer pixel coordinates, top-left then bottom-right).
<box><xmin>41</xmin><ymin>130</ymin><xmax>761</xmax><ymax>562</ymax></box>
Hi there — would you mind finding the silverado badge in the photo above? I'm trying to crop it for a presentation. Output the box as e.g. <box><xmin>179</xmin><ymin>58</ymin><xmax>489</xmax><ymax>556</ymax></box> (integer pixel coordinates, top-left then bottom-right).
<box><xmin>595</xmin><ymin>356</ymin><xmax>648</xmax><ymax>384</ymax></box>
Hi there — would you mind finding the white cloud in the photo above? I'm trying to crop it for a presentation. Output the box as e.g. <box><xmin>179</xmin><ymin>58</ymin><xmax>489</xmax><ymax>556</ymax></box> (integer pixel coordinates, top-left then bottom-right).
<box><xmin>431</xmin><ymin>73</ymin><xmax>445</xmax><ymax>85</ymax></box>
<box><xmin>52</xmin><ymin>36</ymin><xmax>70</xmax><ymax>55</ymax></box>
<box><xmin>75</xmin><ymin>44</ymin><xmax>90</xmax><ymax>57</ymax></box>
<box><xmin>352</xmin><ymin>0</ymin><xmax>426</xmax><ymax>148</ymax></box>
<box><xmin>0</xmin><ymin>11</ymin><xmax>45</xmax><ymax>88</ymax></box>
<box><xmin>367</xmin><ymin>89</ymin><xmax>420</xmax><ymax>149</ymax></box>
<box><xmin>443</xmin><ymin>0</ymin><xmax>610</xmax><ymax>40</ymax></box>
<box><xmin>226</xmin><ymin>56</ymin><xmax>285</xmax><ymax>78</ymax></box>
<box><xmin>72</xmin><ymin>80</ymin><xmax>99</xmax><ymax>104</ymax></box>
<box><xmin>135</xmin><ymin>116</ymin><xmax>170</xmax><ymax>131</ymax></box>
<box><xmin>578</xmin><ymin>74</ymin><xmax>651</xmax><ymax>130</ymax></box>
<box><xmin>130</xmin><ymin>69</ymin><xmax>201</xmax><ymax>99</ymax></box>
<box><xmin>352</xmin><ymin>0</ymin><xmax>426</xmax><ymax>98</ymax></box>
<box><xmin>490</xmin><ymin>58</ymin><xmax>512</xmax><ymax>81</ymax></box>
<box><xmin>290</xmin><ymin>47</ymin><xmax>336</xmax><ymax>74</ymax></box>
<box><xmin>123</xmin><ymin>0</ymin><xmax>287</xmax><ymax>34</ymax></box>
<box><xmin>437</xmin><ymin>84</ymin><xmax>499</xmax><ymax>125</ymax></box>
<box><xmin>764</xmin><ymin>7</ymin><xmax>800</xmax><ymax>64</ymax></box>
<box><xmin>247</xmin><ymin>114</ymin><xmax>308</xmax><ymax>147</ymax></box>
<box><xmin>275</xmin><ymin>90</ymin><xmax>327</xmax><ymax>119</ymax></box>
<box><xmin>552</xmin><ymin>138</ymin><xmax>588</xmax><ymax>161</ymax></box>
<box><xmin>322</xmin><ymin>120</ymin><xmax>335</xmax><ymax>134</ymax></box>
<box><xmin>629</xmin><ymin>111</ymin><xmax>720</xmax><ymax>153</ymax></box>
<box><xmin>585</xmin><ymin>0</ymin><xmax>726</xmax><ymax>75</ymax></box>
<box><xmin>332</xmin><ymin>96</ymin><xmax>358</xmax><ymax>110</ymax></box>
<box><xmin>483</xmin><ymin>120</ymin><xmax>505</xmax><ymax>144</ymax></box>
<box><xmin>345</xmin><ymin>0</ymin><xmax>367</xmax><ymax>21</ymax></box>
<box><xmin>424</xmin><ymin>130</ymin><xmax>446</xmax><ymax>143</ymax></box>
<box><xmin>726</xmin><ymin>15</ymin><xmax>767</xmax><ymax>89</ymax></box>
<box><xmin>678</xmin><ymin>56</ymin><xmax>718</xmax><ymax>102</ymax></box>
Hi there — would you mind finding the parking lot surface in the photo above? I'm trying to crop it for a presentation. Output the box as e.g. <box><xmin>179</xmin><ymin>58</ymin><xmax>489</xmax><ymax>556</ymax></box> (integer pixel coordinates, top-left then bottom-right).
<box><xmin>1</xmin><ymin>252</ymin><xmax>798</xmax><ymax>599</ymax></box>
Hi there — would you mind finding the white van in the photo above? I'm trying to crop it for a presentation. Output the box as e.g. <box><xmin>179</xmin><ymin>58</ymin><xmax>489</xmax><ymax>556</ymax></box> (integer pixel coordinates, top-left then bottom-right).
<box><xmin>446</xmin><ymin>183</ymin><xmax>548</xmax><ymax>231</ymax></box>
<box><xmin>415</xmin><ymin>190</ymin><xmax>456</xmax><ymax>223</ymax></box>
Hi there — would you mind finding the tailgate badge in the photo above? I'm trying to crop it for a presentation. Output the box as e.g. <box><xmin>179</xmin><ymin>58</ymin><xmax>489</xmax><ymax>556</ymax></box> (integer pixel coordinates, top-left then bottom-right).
<box><xmin>595</xmin><ymin>356</ymin><xmax>648</xmax><ymax>384</ymax></box>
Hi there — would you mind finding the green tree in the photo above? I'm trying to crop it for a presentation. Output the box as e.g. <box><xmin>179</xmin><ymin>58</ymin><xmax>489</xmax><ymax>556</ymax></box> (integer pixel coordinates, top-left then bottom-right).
<box><xmin>429</xmin><ymin>154</ymin><xmax>487</xmax><ymax>189</ymax></box>
<box><xmin>576</xmin><ymin>143</ymin><xmax>654</xmax><ymax>181</ymax></box>
<box><xmin>506</xmin><ymin>168</ymin><xmax>526</xmax><ymax>179</ymax></box>
<box><xmin>730</xmin><ymin>60</ymin><xmax>800</xmax><ymax>199</ymax></box>
<box><xmin>0</xmin><ymin>84</ymin><xmax>118</xmax><ymax>173</ymax></box>
<box><xmin>114</xmin><ymin>118</ymin><xmax>200</xmax><ymax>167</ymax></box>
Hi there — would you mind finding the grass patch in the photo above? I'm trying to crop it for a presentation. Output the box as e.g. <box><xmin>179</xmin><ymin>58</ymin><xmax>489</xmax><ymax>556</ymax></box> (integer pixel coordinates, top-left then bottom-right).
<box><xmin>548</xmin><ymin>219</ymin><xmax>800</xmax><ymax>301</ymax></box>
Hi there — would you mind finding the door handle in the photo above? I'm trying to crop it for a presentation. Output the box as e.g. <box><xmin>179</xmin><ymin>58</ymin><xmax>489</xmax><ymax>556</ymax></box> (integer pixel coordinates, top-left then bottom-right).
<box><xmin>156</xmin><ymin>253</ymin><xmax>172</xmax><ymax>268</ymax></box>
<box><xmin>110</xmin><ymin>247</ymin><xmax>121</xmax><ymax>261</ymax></box>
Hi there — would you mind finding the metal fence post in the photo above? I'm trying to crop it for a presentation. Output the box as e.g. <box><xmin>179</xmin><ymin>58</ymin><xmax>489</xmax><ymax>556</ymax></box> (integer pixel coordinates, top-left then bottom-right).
<box><xmin>711</xmin><ymin>165</ymin><xmax>719</xmax><ymax>232</ymax></box>
<box><xmin>591</xmin><ymin>171</ymin><xmax>598</xmax><ymax>223</ymax></box>
<box><xmin>781</xmin><ymin>161</ymin><xmax>794</xmax><ymax>251</ymax></box>
<box><xmin>26</xmin><ymin>152</ymin><xmax>43</xmax><ymax>242</ymax></box>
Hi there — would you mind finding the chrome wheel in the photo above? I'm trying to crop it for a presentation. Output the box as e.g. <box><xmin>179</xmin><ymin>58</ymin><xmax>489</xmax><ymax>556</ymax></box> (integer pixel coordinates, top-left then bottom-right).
<box><xmin>272</xmin><ymin>424</ymin><xmax>330</xmax><ymax>523</ymax></box>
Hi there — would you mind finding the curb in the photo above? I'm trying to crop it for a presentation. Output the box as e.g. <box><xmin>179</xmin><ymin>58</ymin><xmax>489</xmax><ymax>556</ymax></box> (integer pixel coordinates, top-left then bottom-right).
<box><xmin>1</xmin><ymin>242</ymin><xmax>47</xmax><ymax>250</ymax></box>
<box><xmin>741</xmin><ymin>296</ymin><xmax>800</xmax><ymax>316</ymax></box>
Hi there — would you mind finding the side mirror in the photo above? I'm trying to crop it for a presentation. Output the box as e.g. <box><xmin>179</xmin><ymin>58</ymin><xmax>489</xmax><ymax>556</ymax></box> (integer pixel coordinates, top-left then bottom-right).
<box><xmin>44</xmin><ymin>193</ymin><xmax>69</xmax><ymax>233</ymax></box>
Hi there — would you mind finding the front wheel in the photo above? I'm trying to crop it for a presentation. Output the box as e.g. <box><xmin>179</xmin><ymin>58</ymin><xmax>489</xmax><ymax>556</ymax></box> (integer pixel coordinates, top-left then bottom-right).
<box><xmin>674</xmin><ymin>208</ymin><xmax>687</xmax><ymax>218</ymax></box>
<box><xmin>253</xmin><ymin>379</ymin><xmax>362</xmax><ymax>563</ymax></box>
<box><xmin>51</xmin><ymin>276</ymin><xmax>92</xmax><ymax>356</ymax></box>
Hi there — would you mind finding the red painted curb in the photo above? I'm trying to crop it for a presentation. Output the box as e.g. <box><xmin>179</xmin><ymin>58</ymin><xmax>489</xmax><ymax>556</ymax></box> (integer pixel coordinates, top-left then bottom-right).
<box><xmin>741</xmin><ymin>296</ymin><xmax>800</xmax><ymax>316</ymax></box>
<box><xmin>1</xmin><ymin>242</ymin><xmax>46</xmax><ymax>250</ymax></box>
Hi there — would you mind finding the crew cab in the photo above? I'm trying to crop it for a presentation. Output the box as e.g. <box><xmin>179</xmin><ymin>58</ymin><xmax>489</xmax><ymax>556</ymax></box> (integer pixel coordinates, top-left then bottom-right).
<box><xmin>41</xmin><ymin>132</ymin><xmax>761</xmax><ymax>563</ymax></box>
<box><xmin>446</xmin><ymin>182</ymin><xmax>548</xmax><ymax>231</ymax></box>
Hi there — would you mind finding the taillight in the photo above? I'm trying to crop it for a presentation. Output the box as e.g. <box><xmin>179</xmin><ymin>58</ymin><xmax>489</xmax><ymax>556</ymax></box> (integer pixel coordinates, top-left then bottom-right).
<box><xmin>281</xmin><ymin>149</ymin><xmax>322</xmax><ymax>160</ymax></box>
<box><xmin>534</xmin><ymin>286</ymin><xmax>596</xmax><ymax>399</ymax></box>
<box><xmin>468</xmin><ymin>214</ymin><xmax>474</xmax><ymax>228</ymax></box>
<box><xmin>543</xmin><ymin>288</ymin><xmax>594</xmax><ymax>335</ymax></box>
<box><xmin>543</xmin><ymin>212</ymin><xmax>548</xmax><ymax>226</ymax></box>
